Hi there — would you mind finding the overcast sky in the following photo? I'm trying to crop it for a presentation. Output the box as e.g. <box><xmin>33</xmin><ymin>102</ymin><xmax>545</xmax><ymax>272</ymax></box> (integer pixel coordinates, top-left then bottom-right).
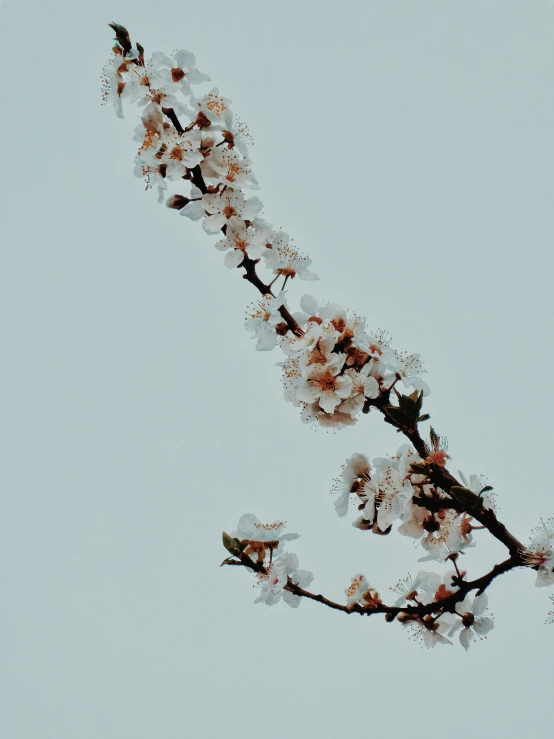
<box><xmin>1</xmin><ymin>1</ymin><xmax>554</xmax><ymax>737</ymax></box>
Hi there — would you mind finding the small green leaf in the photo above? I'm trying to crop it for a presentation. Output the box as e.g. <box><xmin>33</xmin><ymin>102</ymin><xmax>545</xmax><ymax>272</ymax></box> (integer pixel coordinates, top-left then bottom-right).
<box><xmin>398</xmin><ymin>394</ymin><xmax>420</xmax><ymax>419</ymax></box>
<box><xmin>409</xmin><ymin>389</ymin><xmax>424</xmax><ymax>413</ymax></box>
<box><xmin>417</xmin><ymin>413</ymin><xmax>430</xmax><ymax>423</ymax></box>
<box><xmin>384</xmin><ymin>405</ymin><xmax>413</xmax><ymax>429</ymax></box>
<box><xmin>222</xmin><ymin>531</ymin><xmax>243</xmax><ymax>557</ymax></box>
<box><xmin>450</xmin><ymin>486</ymin><xmax>484</xmax><ymax>509</ymax></box>
<box><xmin>479</xmin><ymin>485</ymin><xmax>494</xmax><ymax>496</ymax></box>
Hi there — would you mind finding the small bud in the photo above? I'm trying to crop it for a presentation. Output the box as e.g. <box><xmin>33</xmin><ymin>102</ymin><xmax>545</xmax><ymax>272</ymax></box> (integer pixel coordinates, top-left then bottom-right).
<box><xmin>166</xmin><ymin>194</ymin><xmax>191</xmax><ymax>210</ymax></box>
<box><xmin>108</xmin><ymin>22</ymin><xmax>132</xmax><ymax>53</ymax></box>
<box><xmin>222</xmin><ymin>531</ymin><xmax>243</xmax><ymax>558</ymax></box>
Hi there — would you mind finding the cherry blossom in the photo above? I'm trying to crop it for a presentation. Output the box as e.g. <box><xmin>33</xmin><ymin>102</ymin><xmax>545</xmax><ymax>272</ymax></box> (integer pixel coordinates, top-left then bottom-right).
<box><xmin>232</xmin><ymin>513</ymin><xmax>299</xmax><ymax>563</ymax></box>
<box><xmin>403</xmin><ymin>613</ymin><xmax>455</xmax><ymax>648</ymax></box>
<box><xmin>104</xmin><ymin>25</ymin><xmax>548</xmax><ymax>647</ymax></box>
<box><xmin>295</xmin><ymin>354</ymin><xmax>352</xmax><ymax>414</ymax></box>
<box><xmin>522</xmin><ymin>518</ymin><xmax>554</xmax><ymax>587</ymax></box>
<box><xmin>189</xmin><ymin>87</ymin><xmax>232</xmax><ymax>126</ymax></box>
<box><xmin>331</xmin><ymin>453</ymin><xmax>370</xmax><ymax>517</ymax></box>
<box><xmin>344</xmin><ymin>574</ymin><xmax>382</xmax><ymax>609</ymax></box>
<box><xmin>222</xmin><ymin>112</ymin><xmax>254</xmax><ymax>157</ymax></box>
<box><xmin>458</xmin><ymin>471</ymin><xmax>497</xmax><ymax>512</ymax></box>
<box><xmin>201</xmin><ymin>189</ymin><xmax>262</xmax><ymax>234</ymax></box>
<box><xmin>448</xmin><ymin>593</ymin><xmax>494</xmax><ymax>650</ymax></box>
<box><xmin>205</xmin><ymin>146</ymin><xmax>259</xmax><ymax>190</ymax></box>
<box><xmin>392</xmin><ymin>570</ymin><xmax>459</xmax><ymax>607</ymax></box>
<box><xmin>254</xmin><ymin>552</ymin><xmax>314</xmax><ymax>607</ymax></box>
<box><xmin>244</xmin><ymin>292</ymin><xmax>288</xmax><ymax>351</ymax></box>
<box><xmin>263</xmin><ymin>232</ymin><xmax>319</xmax><ymax>282</ymax></box>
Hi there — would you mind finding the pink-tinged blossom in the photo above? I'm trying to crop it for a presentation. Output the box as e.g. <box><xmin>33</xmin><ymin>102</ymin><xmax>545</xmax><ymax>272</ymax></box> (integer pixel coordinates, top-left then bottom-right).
<box><xmin>125</xmin><ymin>52</ymin><xmax>182</xmax><ymax>108</ymax></box>
<box><xmin>244</xmin><ymin>291</ymin><xmax>287</xmax><ymax>351</ymax></box>
<box><xmin>295</xmin><ymin>354</ymin><xmax>352</xmax><ymax>413</ymax></box>
<box><xmin>416</xmin><ymin>508</ymin><xmax>475</xmax><ymax>563</ymax></box>
<box><xmin>133</xmin><ymin>149</ymin><xmax>167</xmax><ymax>202</ymax></box>
<box><xmin>164</xmin><ymin>49</ymin><xmax>210</xmax><ymax>97</ymax></box>
<box><xmin>232</xmin><ymin>513</ymin><xmax>300</xmax><ymax>563</ymax></box>
<box><xmin>387</xmin><ymin>351</ymin><xmax>430</xmax><ymax>396</ymax></box>
<box><xmin>392</xmin><ymin>570</ymin><xmax>459</xmax><ymax>607</ymax></box>
<box><xmin>222</xmin><ymin>112</ymin><xmax>254</xmax><ymax>157</ymax></box>
<box><xmin>522</xmin><ymin>518</ymin><xmax>554</xmax><ymax>587</ymax></box>
<box><xmin>189</xmin><ymin>87</ymin><xmax>232</xmax><ymax>125</ymax></box>
<box><xmin>404</xmin><ymin>614</ymin><xmax>455</xmax><ymax>648</ymax></box>
<box><xmin>448</xmin><ymin>593</ymin><xmax>494</xmax><ymax>650</ymax></box>
<box><xmin>263</xmin><ymin>232</ymin><xmax>318</xmax><ymax>281</ymax></box>
<box><xmin>205</xmin><ymin>146</ymin><xmax>259</xmax><ymax>189</ymax></box>
<box><xmin>344</xmin><ymin>574</ymin><xmax>382</xmax><ymax>609</ymax></box>
<box><xmin>201</xmin><ymin>189</ymin><xmax>262</xmax><ymax>234</ymax></box>
<box><xmin>331</xmin><ymin>453</ymin><xmax>371</xmax><ymax>517</ymax></box>
<box><xmin>101</xmin><ymin>66</ymin><xmax>129</xmax><ymax>119</ymax></box>
<box><xmin>300</xmin><ymin>401</ymin><xmax>357</xmax><ymax>429</ymax></box>
<box><xmin>351</xmin><ymin>454</ymin><xmax>414</xmax><ymax>533</ymax></box>
<box><xmin>215</xmin><ymin>216</ymin><xmax>266</xmax><ymax>268</ymax></box>
<box><xmin>254</xmin><ymin>553</ymin><xmax>314</xmax><ymax>607</ymax></box>
<box><xmin>162</xmin><ymin>129</ymin><xmax>204</xmax><ymax>178</ymax></box>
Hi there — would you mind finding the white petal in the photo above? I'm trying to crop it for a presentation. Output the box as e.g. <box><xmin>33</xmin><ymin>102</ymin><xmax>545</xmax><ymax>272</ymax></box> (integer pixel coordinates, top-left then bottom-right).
<box><xmin>473</xmin><ymin>617</ymin><xmax>494</xmax><ymax>636</ymax></box>
<box><xmin>363</xmin><ymin>376</ymin><xmax>380</xmax><ymax>399</ymax></box>
<box><xmin>300</xmin><ymin>294</ymin><xmax>319</xmax><ymax>316</ymax></box>
<box><xmin>472</xmin><ymin>593</ymin><xmax>488</xmax><ymax>617</ymax></box>
<box><xmin>334</xmin><ymin>490</ymin><xmax>350</xmax><ymax>518</ymax></box>
<box><xmin>283</xmin><ymin>589</ymin><xmax>302</xmax><ymax>608</ymax></box>
<box><xmin>224</xmin><ymin>249</ymin><xmax>244</xmax><ymax>269</ymax></box>
<box><xmin>319</xmin><ymin>390</ymin><xmax>341</xmax><ymax>414</ymax></box>
<box><xmin>459</xmin><ymin>627</ymin><xmax>473</xmax><ymax>650</ymax></box>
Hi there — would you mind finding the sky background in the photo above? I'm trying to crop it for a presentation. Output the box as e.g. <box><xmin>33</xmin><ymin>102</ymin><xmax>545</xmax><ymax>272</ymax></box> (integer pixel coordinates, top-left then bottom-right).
<box><xmin>1</xmin><ymin>0</ymin><xmax>554</xmax><ymax>737</ymax></box>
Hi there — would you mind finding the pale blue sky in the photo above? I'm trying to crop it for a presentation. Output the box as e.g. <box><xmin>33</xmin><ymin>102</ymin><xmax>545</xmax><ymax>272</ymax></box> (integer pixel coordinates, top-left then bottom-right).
<box><xmin>1</xmin><ymin>1</ymin><xmax>553</xmax><ymax>737</ymax></box>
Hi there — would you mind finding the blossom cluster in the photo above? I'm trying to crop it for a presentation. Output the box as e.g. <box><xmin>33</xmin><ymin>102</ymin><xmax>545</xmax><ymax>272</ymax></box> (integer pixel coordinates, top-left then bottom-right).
<box><xmin>225</xmin><ymin>514</ymin><xmax>313</xmax><ymax>607</ymax></box>
<box><xmin>104</xmin><ymin>24</ymin><xmax>554</xmax><ymax>649</ymax></box>
<box><xmin>278</xmin><ymin>296</ymin><xmax>429</xmax><ymax>429</ymax></box>
<box><xmin>331</xmin><ymin>446</ymin><xmax>492</xmax><ymax>562</ymax></box>
<box><xmin>101</xmin><ymin>32</ymin><xmax>429</xmax><ymax>430</ymax></box>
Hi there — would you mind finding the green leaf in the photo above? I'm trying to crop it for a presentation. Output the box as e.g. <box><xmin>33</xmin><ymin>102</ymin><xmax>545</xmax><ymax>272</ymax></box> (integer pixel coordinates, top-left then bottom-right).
<box><xmin>222</xmin><ymin>531</ymin><xmax>243</xmax><ymax>557</ymax></box>
<box><xmin>417</xmin><ymin>413</ymin><xmax>430</xmax><ymax>423</ymax></box>
<box><xmin>383</xmin><ymin>405</ymin><xmax>413</xmax><ymax>429</ymax></box>
<box><xmin>479</xmin><ymin>485</ymin><xmax>494</xmax><ymax>496</ymax></box>
<box><xmin>449</xmin><ymin>486</ymin><xmax>484</xmax><ymax>509</ymax></box>
<box><xmin>398</xmin><ymin>394</ymin><xmax>420</xmax><ymax>419</ymax></box>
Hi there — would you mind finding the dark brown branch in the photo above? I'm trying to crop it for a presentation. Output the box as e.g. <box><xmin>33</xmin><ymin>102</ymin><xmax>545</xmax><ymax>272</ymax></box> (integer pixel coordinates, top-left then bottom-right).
<box><xmin>224</xmin><ymin>552</ymin><xmax>522</xmax><ymax>620</ymax></box>
<box><xmin>162</xmin><ymin>107</ymin><xmax>185</xmax><ymax>135</ymax></box>
<box><xmin>369</xmin><ymin>394</ymin><xmax>525</xmax><ymax>558</ymax></box>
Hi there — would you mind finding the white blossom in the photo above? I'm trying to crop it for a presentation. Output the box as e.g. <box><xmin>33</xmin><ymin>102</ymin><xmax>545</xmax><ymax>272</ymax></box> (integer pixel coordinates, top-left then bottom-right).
<box><xmin>255</xmin><ymin>552</ymin><xmax>313</xmax><ymax>607</ymax></box>
<box><xmin>201</xmin><ymin>189</ymin><xmax>262</xmax><ymax>233</ymax></box>
<box><xmin>263</xmin><ymin>232</ymin><xmax>318</xmax><ymax>281</ymax></box>
<box><xmin>448</xmin><ymin>593</ymin><xmax>494</xmax><ymax>650</ymax></box>
<box><xmin>215</xmin><ymin>216</ymin><xmax>266</xmax><ymax>268</ymax></box>
<box><xmin>232</xmin><ymin>513</ymin><xmax>299</xmax><ymax>563</ymax></box>
<box><xmin>244</xmin><ymin>292</ymin><xmax>287</xmax><ymax>351</ymax></box>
